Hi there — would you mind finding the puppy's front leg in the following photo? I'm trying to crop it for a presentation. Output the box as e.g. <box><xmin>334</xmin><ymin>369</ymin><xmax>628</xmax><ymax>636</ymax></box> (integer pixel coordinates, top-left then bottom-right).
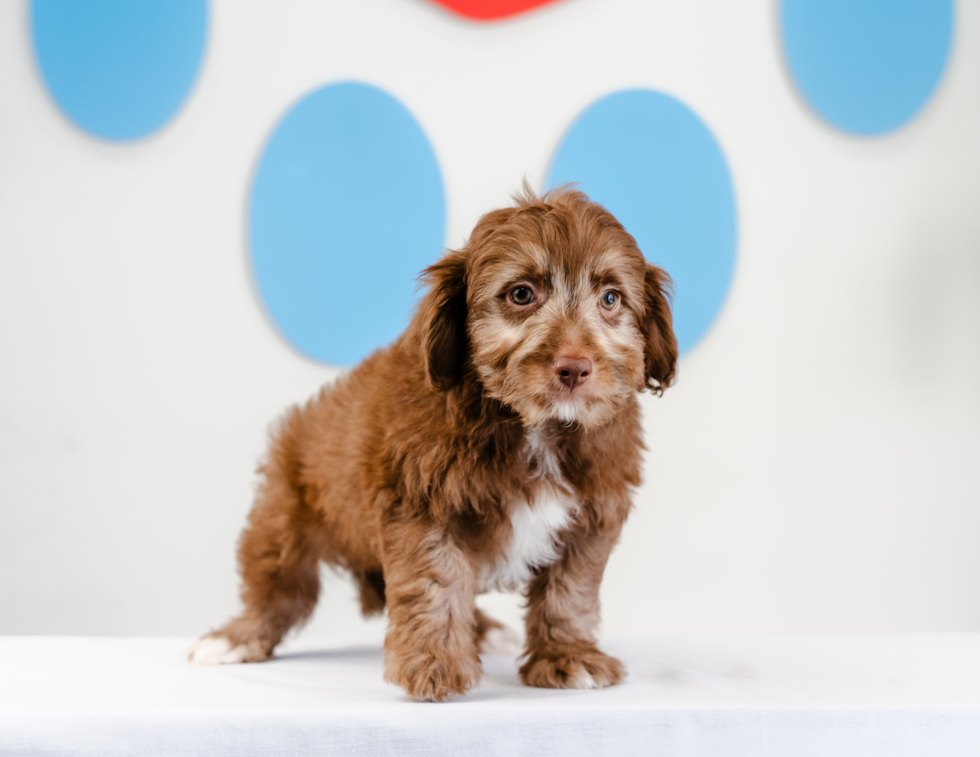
<box><xmin>382</xmin><ymin>519</ymin><xmax>481</xmax><ymax>702</ymax></box>
<box><xmin>521</xmin><ymin>527</ymin><xmax>625</xmax><ymax>689</ymax></box>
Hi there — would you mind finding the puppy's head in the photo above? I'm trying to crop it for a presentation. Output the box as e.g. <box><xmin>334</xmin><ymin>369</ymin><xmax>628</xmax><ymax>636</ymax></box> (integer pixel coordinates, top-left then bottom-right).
<box><xmin>417</xmin><ymin>187</ymin><xmax>677</xmax><ymax>429</ymax></box>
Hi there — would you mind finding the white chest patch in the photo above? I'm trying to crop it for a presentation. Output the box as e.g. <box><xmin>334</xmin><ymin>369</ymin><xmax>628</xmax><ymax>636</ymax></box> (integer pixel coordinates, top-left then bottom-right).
<box><xmin>478</xmin><ymin>430</ymin><xmax>578</xmax><ymax>592</ymax></box>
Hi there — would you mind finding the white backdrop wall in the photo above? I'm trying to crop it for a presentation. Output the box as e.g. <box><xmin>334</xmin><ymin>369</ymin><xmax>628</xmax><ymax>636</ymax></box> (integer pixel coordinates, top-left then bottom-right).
<box><xmin>1</xmin><ymin>0</ymin><xmax>979</xmax><ymax>639</ymax></box>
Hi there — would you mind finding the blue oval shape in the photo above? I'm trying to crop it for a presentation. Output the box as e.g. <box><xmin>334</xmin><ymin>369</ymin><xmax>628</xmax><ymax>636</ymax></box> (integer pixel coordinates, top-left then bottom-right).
<box><xmin>249</xmin><ymin>82</ymin><xmax>446</xmax><ymax>366</ymax></box>
<box><xmin>781</xmin><ymin>0</ymin><xmax>953</xmax><ymax>135</ymax></box>
<box><xmin>31</xmin><ymin>0</ymin><xmax>208</xmax><ymax>141</ymax></box>
<box><xmin>548</xmin><ymin>90</ymin><xmax>737</xmax><ymax>356</ymax></box>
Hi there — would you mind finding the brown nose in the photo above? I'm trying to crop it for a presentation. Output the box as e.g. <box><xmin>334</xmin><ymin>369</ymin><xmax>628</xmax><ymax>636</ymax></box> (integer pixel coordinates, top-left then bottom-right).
<box><xmin>555</xmin><ymin>357</ymin><xmax>592</xmax><ymax>389</ymax></box>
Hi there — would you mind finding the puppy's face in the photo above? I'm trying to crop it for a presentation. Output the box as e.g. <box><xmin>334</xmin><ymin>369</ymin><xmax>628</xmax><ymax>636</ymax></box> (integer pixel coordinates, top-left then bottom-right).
<box><xmin>419</xmin><ymin>189</ymin><xmax>677</xmax><ymax>430</ymax></box>
<box><xmin>467</xmin><ymin>239</ymin><xmax>648</xmax><ymax>429</ymax></box>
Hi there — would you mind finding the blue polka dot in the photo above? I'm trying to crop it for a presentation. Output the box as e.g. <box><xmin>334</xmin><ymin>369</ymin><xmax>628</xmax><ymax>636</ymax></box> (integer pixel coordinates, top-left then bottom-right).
<box><xmin>31</xmin><ymin>0</ymin><xmax>208</xmax><ymax>141</ymax></box>
<box><xmin>249</xmin><ymin>83</ymin><xmax>445</xmax><ymax>366</ymax></box>
<box><xmin>781</xmin><ymin>0</ymin><xmax>953</xmax><ymax>135</ymax></box>
<box><xmin>548</xmin><ymin>90</ymin><xmax>737</xmax><ymax>356</ymax></box>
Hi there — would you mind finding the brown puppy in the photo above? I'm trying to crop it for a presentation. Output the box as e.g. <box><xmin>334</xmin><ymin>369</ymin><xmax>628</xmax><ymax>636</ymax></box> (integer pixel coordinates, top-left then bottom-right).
<box><xmin>189</xmin><ymin>187</ymin><xmax>677</xmax><ymax>701</ymax></box>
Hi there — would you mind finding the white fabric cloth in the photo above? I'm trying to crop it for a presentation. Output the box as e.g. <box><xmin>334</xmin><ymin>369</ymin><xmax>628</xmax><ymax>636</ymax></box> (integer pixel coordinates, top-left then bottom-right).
<box><xmin>2</xmin><ymin>635</ymin><xmax>979</xmax><ymax>756</ymax></box>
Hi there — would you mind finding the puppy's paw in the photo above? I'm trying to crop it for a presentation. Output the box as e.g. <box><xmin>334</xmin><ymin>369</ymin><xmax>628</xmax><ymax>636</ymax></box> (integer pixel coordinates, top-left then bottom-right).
<box><xmin>187</xmin><ymin>634</ymin><xmax>270</xmax><ymax>665</ymax></box>
<box><xmin>520</xmin><ymin>645</ymin><xmax>624</xmax><ymax>689</ymax></box>
<box><xmin>478</xmin><ymin>624</ymin><xmax>523</xmax><ymax>656</ymax></box>
<box><xmin>385</xmin><ymin>650</ymin><xmax>482</xmax><ymax>702</ymax></box>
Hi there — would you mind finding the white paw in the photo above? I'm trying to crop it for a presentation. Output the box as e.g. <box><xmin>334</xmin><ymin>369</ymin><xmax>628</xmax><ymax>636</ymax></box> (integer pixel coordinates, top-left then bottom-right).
<box><xmin>568</xmin><ymin>668</ymin><xmax>598</xmax><ymax>689</ymax></box>
<box><xmin>479</xmin><ymin>625</ymin><xmax>523</xmax><ymax>656</ymax></box>
<box><xmin>187</xmin><ymin>636</ymin><xmax>249</xmax><ymax>665</ymax></box>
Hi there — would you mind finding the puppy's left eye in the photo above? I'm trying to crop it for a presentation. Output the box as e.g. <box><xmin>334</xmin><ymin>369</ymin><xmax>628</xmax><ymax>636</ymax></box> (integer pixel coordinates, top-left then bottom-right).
<box><xmin>510</xmin><ymin>286</ymin><xmax>535</xmax><ymax>306</ymax></box>
<box><xmin>599</xmin><ymin>290</ymin><xmax>620</xmax><ymax>310</ymax></box>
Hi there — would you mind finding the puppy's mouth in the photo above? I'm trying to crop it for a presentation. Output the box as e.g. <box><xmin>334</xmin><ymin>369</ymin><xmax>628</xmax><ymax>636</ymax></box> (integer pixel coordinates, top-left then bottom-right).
<box><xmin>552</xmin><ymin>383</ymin><xmax>590</xmax><ymax>403</ymax></box>
<box><xmin>546</xmin><ymin>383</ymin><xmax>592</xmax><ymax>424</ymax></box>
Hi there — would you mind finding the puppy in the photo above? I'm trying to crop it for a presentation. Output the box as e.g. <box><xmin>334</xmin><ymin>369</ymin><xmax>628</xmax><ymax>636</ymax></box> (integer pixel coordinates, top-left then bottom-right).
<box><xmin>190</xmin><ymin>186</ymin><xmax>677</xmax><ymax>701</ymax></box>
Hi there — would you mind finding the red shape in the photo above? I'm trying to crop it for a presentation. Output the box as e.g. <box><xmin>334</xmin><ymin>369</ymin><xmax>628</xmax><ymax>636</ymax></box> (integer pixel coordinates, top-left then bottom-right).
<box><xmin>425</xmin><ymin>0</ymin><xmax>565</xmax><ymax>21</ymax></box>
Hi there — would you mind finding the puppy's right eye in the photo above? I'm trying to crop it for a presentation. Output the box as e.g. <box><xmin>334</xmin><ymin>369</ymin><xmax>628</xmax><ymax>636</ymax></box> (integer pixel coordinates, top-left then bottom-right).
<box><xmin>509</xmin><ymin>286</ymin><xmax>535</xmax><ymax>306</ymax></box>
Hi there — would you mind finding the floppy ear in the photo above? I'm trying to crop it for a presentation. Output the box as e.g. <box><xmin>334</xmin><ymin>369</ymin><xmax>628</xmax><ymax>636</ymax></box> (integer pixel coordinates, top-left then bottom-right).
<box><xmin>642</xmin><ymin>263</ymin><xmax>678</xmax><ymax>394</ymax></box>
<box><xmin>417</xmin><ymin>250</ymin><xmax>468</xmax><ymax>391</ymax></box>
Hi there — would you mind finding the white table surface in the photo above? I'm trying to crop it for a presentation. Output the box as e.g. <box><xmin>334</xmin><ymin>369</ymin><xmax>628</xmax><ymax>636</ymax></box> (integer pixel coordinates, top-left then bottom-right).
<box><xmin>2</xmin><ymin>635</ymin><xmax>979</xmax><ymax>756</ymax></box>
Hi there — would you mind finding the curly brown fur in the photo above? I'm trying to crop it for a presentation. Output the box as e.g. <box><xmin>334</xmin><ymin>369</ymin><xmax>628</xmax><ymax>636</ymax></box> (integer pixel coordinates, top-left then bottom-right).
<box><xmin>189</xmin><ymin>186</ymin><xmax>677</xmax><ymax>701</ymax></box>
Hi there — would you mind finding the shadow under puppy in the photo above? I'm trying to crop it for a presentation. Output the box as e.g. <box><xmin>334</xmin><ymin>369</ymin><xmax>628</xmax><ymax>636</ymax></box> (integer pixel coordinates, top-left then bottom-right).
<box><xmin>190</xmin><ymin>187</ymin><xmax>677</xmax><ymax>701</ymax></box>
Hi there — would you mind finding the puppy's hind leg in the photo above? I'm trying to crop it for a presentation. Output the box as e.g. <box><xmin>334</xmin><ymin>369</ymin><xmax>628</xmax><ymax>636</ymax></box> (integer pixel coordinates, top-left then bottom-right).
<box><xmin>190</xmin><ymin>413</ymin><xmax>322</xmax><ymax>665</ymax></box>
<box><xmin>354</xmin><ymin>569</ymin><xmax>386</xmax><ymax>617</ymax></box>
<box><xmin>474</xmin><ymin>608</ymin><xmax>522</xmax><ymax>656</ymax></box>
